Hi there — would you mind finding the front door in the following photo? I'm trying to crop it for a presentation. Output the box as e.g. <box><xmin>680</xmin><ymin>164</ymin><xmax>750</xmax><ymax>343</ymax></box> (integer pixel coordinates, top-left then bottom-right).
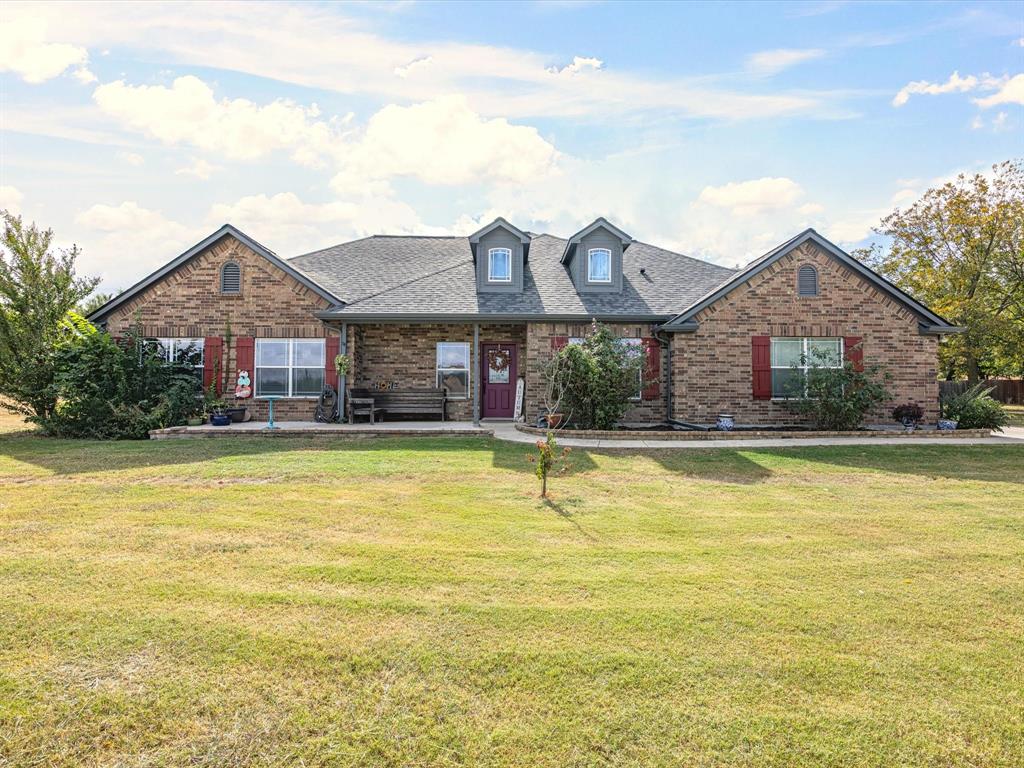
<box><xmin>481</xmin><ymin>343</ymin><xmax>517</xmax><ymax>418</ymax></box>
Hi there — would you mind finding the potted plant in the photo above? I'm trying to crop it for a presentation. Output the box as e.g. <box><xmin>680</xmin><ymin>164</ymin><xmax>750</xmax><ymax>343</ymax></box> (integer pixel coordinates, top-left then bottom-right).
<box><xmin>207</xmin><ymin>397</ymin><xmax>230</xmax><ymax>426</ymax></box>
<box><xmin>892</xmin><ymin>402</ymin><xmax>924</xmax><ymax>431</ymax></box>
<box><xmin>715</xmin><ymin>413</ymin><xmax>735</xmax><ymax>431</ymax></box>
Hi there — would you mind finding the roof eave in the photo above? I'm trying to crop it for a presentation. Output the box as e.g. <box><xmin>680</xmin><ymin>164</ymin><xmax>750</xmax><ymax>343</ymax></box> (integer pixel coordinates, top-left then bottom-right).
<box><xmin>663</xmin><ymin>229</ymin><xmax>953</xmax><ymax>330</ymax></box>
<box><xmin>87</xmin><ymin>224</ymin><xmax>343</xmax><ymax>323</ymax></box>
<box><xmin>919</xmin><ymin>323</ymin><xmax>966</xmax><ymax>335</ymax></box>
<box><xmin>315</xmin><ymin>311</ymin><xmax>673</xmax><ymax>324</ymax></box>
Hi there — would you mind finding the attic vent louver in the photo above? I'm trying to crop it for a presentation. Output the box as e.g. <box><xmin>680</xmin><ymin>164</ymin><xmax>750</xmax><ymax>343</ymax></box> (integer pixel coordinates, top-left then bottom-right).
<box><xmin>220</xmin><ymin>261</ymin><xmax>241</xmax><ymax>294</ymax></box>
<box><xmin>797</xmin><ymin>264</ymin><xmax>818</xmax><ymax>296</ymax></box>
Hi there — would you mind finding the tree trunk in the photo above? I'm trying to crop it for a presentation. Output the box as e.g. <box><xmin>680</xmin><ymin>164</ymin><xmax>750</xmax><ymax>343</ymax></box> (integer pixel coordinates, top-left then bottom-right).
<box><xmin>965</xmin><ymin>352</ymin><xmax>982</xmax><ymax>384</ymax></box>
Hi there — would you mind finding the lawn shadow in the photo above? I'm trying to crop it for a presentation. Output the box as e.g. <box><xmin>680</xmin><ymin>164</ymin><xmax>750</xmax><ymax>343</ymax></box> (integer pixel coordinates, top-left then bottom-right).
<box><xmin>541</xmin><ymin>497</ymin><xmax>598</xmax><ymax>542</ymax></box>
<box><xmin>0</xmin><ymin>432</ymin><xmax>542</xmax><ymax>477</ymax></box>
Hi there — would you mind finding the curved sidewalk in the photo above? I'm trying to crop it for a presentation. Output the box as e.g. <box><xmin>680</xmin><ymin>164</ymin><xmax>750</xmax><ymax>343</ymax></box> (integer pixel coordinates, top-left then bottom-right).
<box><xmin>489</xmin><ymin>422</ymin><xmax>1024</xmax><ymax>449</ymax></box>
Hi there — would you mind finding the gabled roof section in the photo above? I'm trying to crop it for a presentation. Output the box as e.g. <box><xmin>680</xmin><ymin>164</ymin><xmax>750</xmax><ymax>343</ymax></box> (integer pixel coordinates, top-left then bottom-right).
<box><xmin>560</xmin><ymin>217</ymin><xmax>634</xmax><ymax>264</ymax></box>
<box><xmin>316</xmin><ymin>233</ymin><xmax>734</xmax><ymax>321</ymax></box>
<box><xmin>660</xmin><ymin>228</ymin><xmax>959</xmax><ymax>333</ymax></box>
<box><xmin>87</xmin><ymin>224</ymin><xmax>342</xmax><ymax>323</ymax></box>
<box><xmin>468</xmin><ymin>217</ymin><xmax>531</xmax><ymax>262</ymax></box>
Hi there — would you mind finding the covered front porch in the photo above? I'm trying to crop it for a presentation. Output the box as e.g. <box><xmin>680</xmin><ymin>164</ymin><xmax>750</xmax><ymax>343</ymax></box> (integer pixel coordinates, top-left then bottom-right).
<box><xmin>326</xmin><ymin>320</ymin><xmax>531</xmax><ymax>425</ymax></box>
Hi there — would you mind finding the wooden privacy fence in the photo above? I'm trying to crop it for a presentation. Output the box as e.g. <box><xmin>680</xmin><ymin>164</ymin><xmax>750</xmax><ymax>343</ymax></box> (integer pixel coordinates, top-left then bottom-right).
<box><xmin>939</xmin><ymin>379</ymin><xmax>1024</xmax><ymax>404</ymax></box>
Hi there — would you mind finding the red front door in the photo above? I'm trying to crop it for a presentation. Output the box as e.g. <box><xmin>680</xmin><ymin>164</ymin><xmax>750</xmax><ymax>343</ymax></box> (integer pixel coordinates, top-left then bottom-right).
<box><xmin>481</xmin><ymin>343</ymin><xmax>517</xmax><ymax>418</ymax></box>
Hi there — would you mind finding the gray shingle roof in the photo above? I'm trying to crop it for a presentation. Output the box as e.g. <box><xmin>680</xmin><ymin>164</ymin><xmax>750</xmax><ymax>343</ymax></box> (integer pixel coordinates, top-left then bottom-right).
<box><xmin>290</xmin><ymin>233</ymin><xmax>735</xmax><ymax>320</ymax></box>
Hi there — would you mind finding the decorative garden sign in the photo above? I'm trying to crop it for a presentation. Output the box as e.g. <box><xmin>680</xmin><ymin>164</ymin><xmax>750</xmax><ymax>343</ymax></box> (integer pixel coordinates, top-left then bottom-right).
<box><xmin>234</xmin><ymin>370</ymin><xmax>252</xmax><ymax>399</ymax></box>
<box><xmin>514</xmin><ymin>377</ymin><xmax>525</xmax><ymax>422</ymax></box>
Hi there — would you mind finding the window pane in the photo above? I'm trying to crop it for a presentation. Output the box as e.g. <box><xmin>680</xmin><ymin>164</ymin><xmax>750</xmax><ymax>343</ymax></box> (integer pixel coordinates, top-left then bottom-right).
<box><xmin>438</xmin><ymin>369</ymin><xmax>468</xmax><ymax>398</ymax></box>
<box><xmin>257</xmin><ymin>340</ymin><xmax>288</xmax><ymax>366</ymax></box>
<box><xmin>256</xmin><ymin>367</ymin><xmax>288</xmax><ymax>396</ymax></box>
<box><xmin>807</xmin><ymin>338</ymin><xmax>841</xmax><ymax>366</ymax></box>
<box><xmin>772</xmin><ymin>368</ymin><xmax>805</xmax><ymax>398</ymax></box>
<box><xmin>292</xmin><ymin>367</ymin><xmax>324</xmax><ymax>396</ymax></box>
<box><xmin>771</xmin><ymin>338</ymin><xmax>803</xmax><ymax>368</ymax></box>
<box><xmin>588</xmin><ymin>249</ymin><xmax>611</xmax><ymax>281</ymax></box>
<box><xmin>437</xmin><ymin>343</ymin><xmax>469</xmax><ymax>369</ymax></box>
<box><xmin>489</xmin><ymin>249</ymin><xmax>511</xmax><ymax>281</ymax></box>
<box><xmin>293</xmin><ymin>340</ymin><xmax>324</xmax><ymax>367</ymax></box>
<box><xmin>174</xmin><ymin>338</ymin><xmax>204</xmax><ymax>367</ymax></box>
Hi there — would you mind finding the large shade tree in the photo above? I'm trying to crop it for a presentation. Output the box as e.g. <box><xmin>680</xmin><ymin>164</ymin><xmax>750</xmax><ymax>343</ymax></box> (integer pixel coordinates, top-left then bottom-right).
<box><xmin>0</xmin><ymin>211</ymin><xmax>99</xmax><ymax>421</ymax></box>
<box><xmin>861</xmin><ymin>160</ymin><xmax>1024</xmax><ymax>381</ymax></box>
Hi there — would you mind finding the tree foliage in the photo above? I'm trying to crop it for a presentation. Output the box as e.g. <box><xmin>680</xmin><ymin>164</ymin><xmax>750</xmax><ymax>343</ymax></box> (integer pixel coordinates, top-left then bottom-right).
<box><xmin>860</xmin><ymin>160</ymin><xmax>1024</xmax><ymax>381</ymax></box>
<box><xmin>39</xmin><ymin>330</ymin><xmax>204</xmax><ymax>439</ymax></box>
<box><xmin>543</xmin><ymin>321</ymin><xmax>649</xmax><ymax>430</ymax></box>
<box><xmin>783</xmin><ymin>349</ymin><xmax>892</xmax><ymax>431</ymax></box>
<box><xmin>0</xmin><ymin>212</ymin><xmax>99</xmax><ymax>420</ymax></box>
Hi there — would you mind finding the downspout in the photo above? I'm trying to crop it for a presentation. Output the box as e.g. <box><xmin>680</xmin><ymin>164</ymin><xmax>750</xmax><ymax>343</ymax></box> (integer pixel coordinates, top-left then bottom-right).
<box><xmin>473</xmin><ymin>323</ymin><xmax>481</xmax><ymax>426</ymax></box>
<box><xmin>340</xmin><ymin>322</ymin><xmax>348</xmax><ymax>422</ymax></box>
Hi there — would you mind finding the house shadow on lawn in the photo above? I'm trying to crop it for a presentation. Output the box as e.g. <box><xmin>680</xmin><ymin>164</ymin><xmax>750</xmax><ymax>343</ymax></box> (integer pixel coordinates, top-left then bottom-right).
<box><xmin>1</xmin><ymin>431</ymin><xmax>1019</xmax><ymax>485</ymax></box>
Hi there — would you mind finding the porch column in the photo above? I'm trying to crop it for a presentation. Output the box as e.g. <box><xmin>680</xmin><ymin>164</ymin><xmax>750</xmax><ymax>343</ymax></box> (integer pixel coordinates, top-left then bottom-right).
<box><xmin>472</xmin><ymin>323</ymin><xmax>480</xmax><ymax>425</ymax></box>
<box><xmin>339</xmin><ymin>323</ymin><xmax>348</xmax><ymax>422</ymax></box>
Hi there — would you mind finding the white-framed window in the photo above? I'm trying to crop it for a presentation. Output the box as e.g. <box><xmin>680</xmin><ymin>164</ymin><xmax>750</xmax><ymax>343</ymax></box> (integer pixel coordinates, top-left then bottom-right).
<box><xmin>146</xmin><ymin>337</ymin><xmax>204</xmax><ymax>385</ymax></box>
<box><xmin>255</xmin><ymin>339</ymin><xmax>324</xmax><ymax>398</ymax></box>
<box><xmin>436</xmin><ymin>342</ymin><xmax>470</xmax><ymax>399</ymax></box>
<box><xmin>771</xmin><ymin>337</ymin><xmax>842</xmax><ymax>398</ymax></box>
<box><xmin>587</xmin><ymin>248</ymin><xmax>612</xmax><ymax>283</ymax></box>
<box><xmin>488</xmin><ymin>248</ymin><xmax>512</xmax><ymax>282</ymax></box>
<box><xmin>569</xmin><ymin>336</ymin><xmax>643</xmax><ymax>400</ymax></box>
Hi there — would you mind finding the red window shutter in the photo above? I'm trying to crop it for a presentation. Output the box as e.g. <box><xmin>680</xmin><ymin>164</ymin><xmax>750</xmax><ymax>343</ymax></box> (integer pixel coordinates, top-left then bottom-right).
<box><xmin>642</xmin><ymin>338</ymin><xmax>661</xmax><ymax>400</ymax></box>
<box><xmin>752</xmin><ymin>336</ymin><xmax>771</xmax><ymax>400</ymax></box>
<box><xmin>844</xmin><ymin>336</ymin><xmax>864</xmax><ymax>372</ymax></box>
<box><xmin>325</xmin><ymin>335</ymin><xmax>340</xmax><ymax>391</ymax></box>
<box><xmin>550</xmin><ymin>335</ymin><xmax>569</xmax><ymax>352</ymax></box>
<box><xmin>203</xmin><ymin>336</ymin><xmax>223</xmax><ymax>394</ymax></box>
<box><xmin>235</xmin><ymin>336</ymin><xmax>255</xmax><ymax>383</ymax></box>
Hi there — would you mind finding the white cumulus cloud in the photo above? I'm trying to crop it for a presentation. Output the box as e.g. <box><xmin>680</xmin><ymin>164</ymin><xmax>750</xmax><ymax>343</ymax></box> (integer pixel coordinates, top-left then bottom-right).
<box><xmin>973</xmin><ymin>73</ymin><xmax>1024</xmax><ymax>108</ymax></box>
<box><xmin>175</xmin><ymin>158</ymin><xmax>221</xmax><ymax>180</ymax></box>
<box><xmin>92</xmin><ymin>75</ymin><xmax>342</xmax><ymax>166</ymax></box>
<box><xmin>331</xmin><ymin>95</ymin><xmax>560</xmax><ymax>190</ymax></box>
<box><xmin>696</xmin><ymin>177</ymin><xmax>807</xmax><ymax>216</ymax></box>
<box><xmin>0</xmin><ymin>14</ymin><xmax>90</xmax><ymax>83</ymax></box>
<box><xmin>892</xmin><ymin>70</ymin><xmax>1006</xmax><ymax>107</ymax></box>
<box><xmin>0</xmin><ymin>185</ymin><xmax>25</xmax><ymax>215</ymax></box>
<box><xmin>548</xmin><ymin>56</ymin><xmax>604</xmax><ymax>76</ymax></box>
<box><xmin>746</xmin><ymin>48</ymin><xmax>825</xmax><ymax>76</ymax></box>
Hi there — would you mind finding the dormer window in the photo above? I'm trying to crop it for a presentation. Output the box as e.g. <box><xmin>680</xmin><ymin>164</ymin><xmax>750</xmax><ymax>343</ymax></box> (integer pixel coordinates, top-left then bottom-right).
<box><xmin>488</xmin><ymin>248</ymin><xmax>512</xmax><ymax>283</ymax></box>
<box><xmin>587</xmin><ymin>248</ymin><xmax>612</xmax><ymax>283</ymax></box>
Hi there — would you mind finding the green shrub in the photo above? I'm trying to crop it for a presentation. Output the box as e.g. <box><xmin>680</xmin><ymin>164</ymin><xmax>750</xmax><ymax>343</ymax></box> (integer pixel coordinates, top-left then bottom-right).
<box><xmin>783</xmin><ymin>349</ymin><xmax>891</xmax><ymax>431</ymax></box>
<box><xmin>39</xmin><ymin>330</ymin><xmax>203</xmax><ymax>439</ymax></box>
<box><xmin>941</xmin><ymin>384</ymin><xmax>1008</xmax><ymax>431</ymax></box>
<box><xmin>543</xmin><ymin>321</ymin><xmax>649</xmax><ymax>430</ymax></box>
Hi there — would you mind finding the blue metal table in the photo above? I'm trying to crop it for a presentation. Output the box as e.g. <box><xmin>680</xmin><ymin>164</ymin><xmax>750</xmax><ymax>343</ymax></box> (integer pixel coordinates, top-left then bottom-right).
<box><xmin>262</xmin><ymin>396</ymin><xmax>281</xmax><ymax>430</ymax></box>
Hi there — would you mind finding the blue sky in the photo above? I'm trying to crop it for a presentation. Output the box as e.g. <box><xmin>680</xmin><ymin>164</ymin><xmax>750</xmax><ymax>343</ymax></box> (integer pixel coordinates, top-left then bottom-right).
<box><xmin>1</xmin><ymin>0</ymin><xmax>1021</xmax><ymax>292</ymax></box>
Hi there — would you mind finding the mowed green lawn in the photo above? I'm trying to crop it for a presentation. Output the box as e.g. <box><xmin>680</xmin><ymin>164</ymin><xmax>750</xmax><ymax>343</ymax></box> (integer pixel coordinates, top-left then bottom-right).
<box><xmin>1</xmin><ymin>422</ymin><xmax>1022</xmax><ymax>766</ymax></box>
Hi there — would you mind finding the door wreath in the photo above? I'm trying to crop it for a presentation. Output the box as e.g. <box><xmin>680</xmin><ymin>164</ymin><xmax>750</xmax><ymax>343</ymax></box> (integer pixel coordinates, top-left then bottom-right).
<box><xmin>488</xmin><ymin>348</ymin><xmax>510</xmax><ymax>373</ymax></box>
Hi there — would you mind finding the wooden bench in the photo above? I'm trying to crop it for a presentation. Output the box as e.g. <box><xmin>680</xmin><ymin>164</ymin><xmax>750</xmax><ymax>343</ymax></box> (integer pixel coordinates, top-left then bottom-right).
<box><xmin>348</xmin><ymin>388</ymin><xmax>447</xmax><ymax>423</ymax></box>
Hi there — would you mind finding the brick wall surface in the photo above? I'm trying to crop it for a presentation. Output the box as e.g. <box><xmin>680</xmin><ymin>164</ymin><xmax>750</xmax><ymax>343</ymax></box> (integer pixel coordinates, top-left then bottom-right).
<box><xmin>351</xmin><ymin>324</ymin><xmax>527</xmax><ymax>420</ymax></box>
<box><xmin>670</xmin><ymin>241</ymin><xmax>940</xmax><ymax>426</ymax></box>
<box><xmin>523</xmin><ymin>322</ymin><xmax>668</xmax><ymax>425</ymax></box>
<box><xmin>103</xmin><ymin>235</ymin><xmax>337</xmax><ymax>421</ymax></box>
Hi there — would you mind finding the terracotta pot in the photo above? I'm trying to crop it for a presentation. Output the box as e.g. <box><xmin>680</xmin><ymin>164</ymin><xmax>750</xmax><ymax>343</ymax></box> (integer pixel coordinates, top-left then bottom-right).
<box><xmin>545</xmin><ymin>413</ymin><xmax>564</xmax><ymax>428</ymax></box>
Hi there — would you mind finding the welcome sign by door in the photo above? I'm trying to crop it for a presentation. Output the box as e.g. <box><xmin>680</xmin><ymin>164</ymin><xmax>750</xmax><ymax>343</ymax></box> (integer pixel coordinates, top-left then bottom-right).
<box><xmin>514</xmin><ymin>377</ymin><xmax>525</xmax><ymax>422</ymax></box>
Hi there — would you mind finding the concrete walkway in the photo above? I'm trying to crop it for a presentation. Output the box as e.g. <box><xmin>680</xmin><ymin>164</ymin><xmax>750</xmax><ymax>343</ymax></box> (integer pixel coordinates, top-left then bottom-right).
<box><xmin>152</xmin><ymin>418</ymin><xmax>1024</xmax><ymax>449</ymax></box>
<box><xmin>487</xmin><ymin>421</ymin><xmax>1024</xmax><ymax>449</ymax></box>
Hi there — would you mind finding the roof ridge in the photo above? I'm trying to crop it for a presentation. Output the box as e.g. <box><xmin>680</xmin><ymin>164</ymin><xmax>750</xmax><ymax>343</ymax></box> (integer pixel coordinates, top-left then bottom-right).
<box><xmin>339</xmin><ymin>258</ymin><xmax>470</xmax><ymax>308</ymax></box>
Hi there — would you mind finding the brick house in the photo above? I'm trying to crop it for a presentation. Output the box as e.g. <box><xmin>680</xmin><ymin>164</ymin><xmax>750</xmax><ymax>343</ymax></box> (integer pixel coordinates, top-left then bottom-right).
<box><xmin>88</xmin><ymin>218</ymin><xmax>961</xmax><ymax>425</ymax></box>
